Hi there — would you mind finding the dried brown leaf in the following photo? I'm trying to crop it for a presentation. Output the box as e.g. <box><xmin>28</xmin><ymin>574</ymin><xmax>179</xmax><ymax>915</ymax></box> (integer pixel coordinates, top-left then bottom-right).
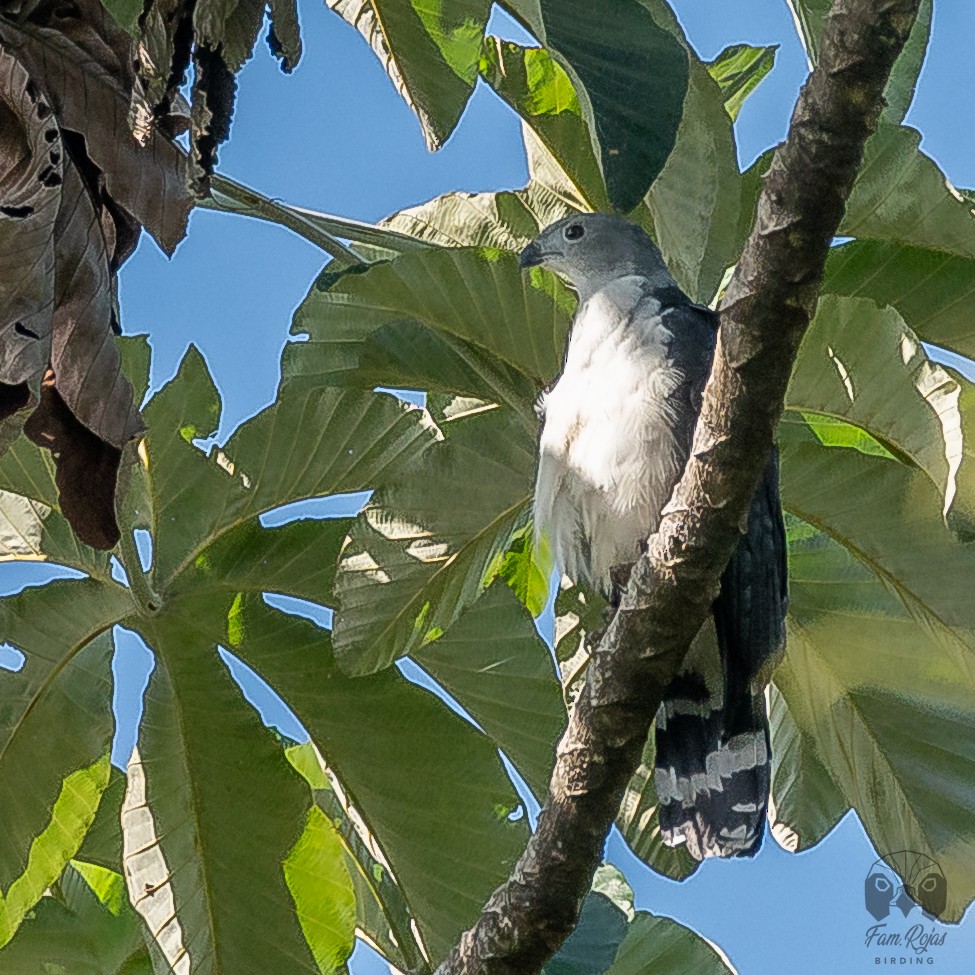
<box><xmin>23</xmin><ymin>372</ymin><xmax>121</xmax><ymax>549</ymax></box>
<box><xmin>0</xmin><ymin>44</ymin><xmax>59</xmax><ymax>392</ymax></box>
<box><xmin>0</xmin><ymin>0</ymin><xmax>192</xmax><ymax>252</ymax></box>
<box><xmin>51</xmin><ymin>151</ymin><xmax>143</xmax><ymax>448</ymax></box>
<box><xmin>190</xmin><ymin>42</ymin><xmax>236</xmax><ymax>192</ymax></box>
<box><xmin>267</xmin><ymin>0</ymin><xmax>300</xmax><ymax>72</ymax></box>
<box><xmin>136</xmin><ymin>0</ymin><xmax>192</xmax><ymax>110</ymax></box>
<box><xmin>216</xmin><ymin>0</ymin><xmax>266</xmax><ymax>73</ymax></box>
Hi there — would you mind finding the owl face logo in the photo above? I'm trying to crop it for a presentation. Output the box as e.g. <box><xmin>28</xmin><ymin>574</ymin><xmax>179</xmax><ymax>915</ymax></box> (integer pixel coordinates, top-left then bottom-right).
<box><xmin>864</xmin><ymin>851</ymin><xmax>947</xmax><ymax>921</ymax></box>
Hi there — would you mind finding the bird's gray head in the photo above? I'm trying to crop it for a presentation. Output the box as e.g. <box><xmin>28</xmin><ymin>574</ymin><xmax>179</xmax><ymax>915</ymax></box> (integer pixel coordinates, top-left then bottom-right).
<box><xmin>519</xmin><ymin>213</ymin><xmax>674</xmax><ymax>299</ymax></box>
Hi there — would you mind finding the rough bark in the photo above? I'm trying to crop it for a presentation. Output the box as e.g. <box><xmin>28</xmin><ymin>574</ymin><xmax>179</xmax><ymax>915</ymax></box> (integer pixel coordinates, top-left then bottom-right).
<box><xmin>433</xmin><ymin>2</ymin><xmax>922</xmax><ymax>973</ymax></box>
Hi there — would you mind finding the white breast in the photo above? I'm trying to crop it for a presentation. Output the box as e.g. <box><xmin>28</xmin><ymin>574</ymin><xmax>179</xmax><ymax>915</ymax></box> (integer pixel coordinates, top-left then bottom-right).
<box><xmin>534</xmin><ymin>280</ymin><xmax>689</xmax><ymax>594</ymax></box>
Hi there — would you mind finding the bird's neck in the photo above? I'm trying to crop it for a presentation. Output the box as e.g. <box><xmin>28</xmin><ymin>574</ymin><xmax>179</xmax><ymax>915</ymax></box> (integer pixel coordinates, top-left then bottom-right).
<box><xmin>575</xmin><ymin>265</ymin><xmax>678</xmax><ymax>304</ymax></box>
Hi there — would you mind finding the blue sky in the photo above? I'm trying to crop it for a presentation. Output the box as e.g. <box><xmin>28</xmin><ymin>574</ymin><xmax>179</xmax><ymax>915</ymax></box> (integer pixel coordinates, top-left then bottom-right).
<box><xmin>2</xmin><ymin>1</ymin><xmax>974</xmax><ymax>973</ymax></box>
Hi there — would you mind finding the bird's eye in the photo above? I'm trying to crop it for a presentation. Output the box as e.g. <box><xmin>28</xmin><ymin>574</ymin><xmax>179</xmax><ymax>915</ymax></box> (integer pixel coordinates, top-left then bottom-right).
<box><xmin>564</xmin><ymin>224</ymin><xmax>584</xmax><ymax>241</ymax></box>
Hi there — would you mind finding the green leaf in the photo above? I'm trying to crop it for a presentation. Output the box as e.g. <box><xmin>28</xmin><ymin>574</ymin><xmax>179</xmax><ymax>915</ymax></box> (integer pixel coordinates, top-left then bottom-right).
<box><xmin>544</xmin><ymin>883</ymin><xmax>629</xmax><ymax>975</ymax></box>
<box><xmin>210</xmin><ymin>595</ymin><xmax>529</xmax><ymax>963</ymax></box>
<box><xmin>122</xmin><ymin>620</ymin><xmax>320</xmax><ymax>974</ymax></box>
<box><xmin>605</xmin><ymin>911</ymin><xmax>734</xmax><ymax>975</ymax></box>
<box><xmin>415</xmin><ymin>582</ymin><xmax>564</xmax><ymax>798</ymax></box>
<box><xmin>768</xmin><ymin>683</ymin><xmax>849</xmax><ymax>852</ymax></box>
<box><xmin>706</xmin><ymin>43</ymin><xmax>777</xmax><ymax>120</ymax></box>
<box><xmin>490</xmin><ymin>523</ymin><xmax>551</xmax><ymax>618</ymax></box>
<box><xmin>746</xmin><ymin>127</ymin><xmax>975</xmax><ymax>340</ymax></box>
<box><xmin>286</xmin><ymin>743</ymin><xmax>422</xmax><ymax>972</ymax></box>
<box><xmin>325</xmin><ymin>0</ymin><xmax>492</xmax><ymax>149</ymax></box>
<box><xmin>0</xmin><ymin>863</ymin><xmax>153</xmax><ymax>974</ymax></box>
<box><xmin>0</xmin><ymin>757</ymin><xmax>111</xmax><ymax>948</ymax></box>
<box><xmin>0</xmin><ymin>338</ymin><xmax>547</xmax><ymax>967</ymax></box>
<box><xmin>882</xmin><ymin>0</ymin><xmax>932</xmax><ymax>122</ymax></box>
<box><xmin>783</xmin><ymin>0</ymin><xmax>831</xmax><ymax>65</ymax></box>
<box><xmin>777</xmin><ymin>438</ymin><xmax>975</xmax><ymax>920</ymax></box>
<box><xmin>76</xmin><ymin>766</ymin><xmax>127</xmax><ymax>873</ymax></box>
<box><xmin>841</xmin><ymin>124</ymin><xmax>975</xmax><ymax>258</ymax></box>
<box><xmin>175</xmin><ymin>515</ymin><xmax>354</xmax><ymax>605</ymax></box>
<box><xmin>781</xmin><ymin>432</ymin><xmax>975</xmax><ymax>644</ymax></box>
<box><xmin>795</xmin><ymin>413</ymin><xmax>895</xmax><ymax>461</ymax></box>
<box><xmin>823</xmin><ymin>238</ymin><xmax>975</xmax><ymax>362</ymax></box>
<box><xmin>333</xmin><ymin>407</ymin><xmax>536</xmax><ymax>675</ymax></box>
<box><xmin>522</xmin><ymin>0</ymin><xmax>689</xmax><ymax>213</ymax></box>
<box><xmin>380</xmin><ymin>126</ymin><xmax>585</xmax><ymax>249</ymax></box>
<box><xmin>541</xmin><ymin>864</ymin><xmax>731</xmax><ymax>974</ymax></box>
<box><xmin>0</xmin><ymin>581</ymin><xmax>125</xmax><ymax>906</ymax></box>
<box><xmin>643</xmin><ymin>56</ymin><xmax>741</xmax><ymax>302</ymax></box>
<box><xmin>479</xmin><ymin>39</ymin><xmax>609</xmax><ymax>211</ymax></box>
<box><xmin>144</xmin><ymin>347</ymin><xmax>433</xmax><ymax>587</ymax></box>
<box><xmin>746</xmin><ymin>126</ymin><xmax>975</xmax><ymax>371</ymax></box>
<box><xmin>289</xmin><ymin>248</ymin><xmax>573</xmax><ymax>411</ymax></box>
<box><xmin>95</xmin><ymin>0</ymin><xmax>143</xmax><ymax>34</ymax></box>
<box><xmin>283</xmin><ymin>807</ymin><xmax>357</xmax><ymax>974</ymax></box>
<box><xmin>489</xmin><ymin>2</ymin><xmax>736</xmax><ymax>299</ymax></box>
<box><xmin>786</xmin><ymin>295</ymin><xmax>968</xmax><ymax>527</ymax></box>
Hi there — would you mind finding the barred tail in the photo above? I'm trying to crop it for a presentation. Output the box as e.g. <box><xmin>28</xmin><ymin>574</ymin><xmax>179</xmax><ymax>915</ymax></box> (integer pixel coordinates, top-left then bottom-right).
<box><xmin>653</xmin><ymin>449</ymin><xmax>786</xmax><ymax>860</ymax></box>
<box><xmin>653</xmin><ymin>671</ymin><xmax>770</xmax><ymax>859</ymax></box>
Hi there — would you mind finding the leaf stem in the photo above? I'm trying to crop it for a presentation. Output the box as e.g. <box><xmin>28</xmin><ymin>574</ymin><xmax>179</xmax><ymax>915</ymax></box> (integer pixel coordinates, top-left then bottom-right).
<box><xmin>204</xmin><ymin>175</ymin><xmax>429</xmax><ymax>262</ymax></box>
<box><xmin>120</xmin><ymin>530</ymin><xmax>162</xmax><ymax>616</ymax></box>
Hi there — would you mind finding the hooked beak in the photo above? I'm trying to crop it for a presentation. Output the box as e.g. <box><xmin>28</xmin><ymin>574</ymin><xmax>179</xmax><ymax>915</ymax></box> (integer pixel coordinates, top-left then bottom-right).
<box><xmin>519</xmin><ymin>241</ymin><xmax>545</xmax><ymax>269</ymax></box>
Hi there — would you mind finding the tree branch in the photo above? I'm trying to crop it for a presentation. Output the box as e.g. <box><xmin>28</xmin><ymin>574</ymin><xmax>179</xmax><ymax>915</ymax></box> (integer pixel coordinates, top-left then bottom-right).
<box><xmin>434</xmin><ymin>2</ymin><xmax>922</xmax><ymax>972</ymax></box>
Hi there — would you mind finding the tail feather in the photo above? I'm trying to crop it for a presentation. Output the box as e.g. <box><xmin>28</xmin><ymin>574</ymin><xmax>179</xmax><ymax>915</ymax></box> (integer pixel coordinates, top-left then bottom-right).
<box><xmin>654</xmin><ymin>690</ymin><xmax>770</xmax><ymax>859</ymax></box>
<box><xmin>653</xmin><ymin>450</ymin><xmax>786</xmax><ymax>861</ymax></box>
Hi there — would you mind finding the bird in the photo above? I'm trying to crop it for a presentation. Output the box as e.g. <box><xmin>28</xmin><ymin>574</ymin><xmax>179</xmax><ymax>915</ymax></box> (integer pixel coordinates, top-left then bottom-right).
<box><xmin>520</xmin><ymin>212</ymin><xmax>788</xmax><ymax>860</ymax></box>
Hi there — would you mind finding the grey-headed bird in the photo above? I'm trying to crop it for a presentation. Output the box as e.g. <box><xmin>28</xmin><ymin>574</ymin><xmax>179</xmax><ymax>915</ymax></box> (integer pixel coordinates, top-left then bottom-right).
<box><xmin>520</xmin><ymin>213</ymin><xmax>787</xmax><ymax>859</ymax></box>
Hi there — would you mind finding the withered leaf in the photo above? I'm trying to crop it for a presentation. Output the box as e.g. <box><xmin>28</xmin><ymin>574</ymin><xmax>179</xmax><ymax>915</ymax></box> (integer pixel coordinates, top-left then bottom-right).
<box><xmin>0</xmin><ymin>44</ymin><xmax>58</xmax><ymax>394</ymax></box>
<box><xmin>24</xmin><ymin>372</ymin><xmax>122</xmax><ymax>549</ymax></box>
<box><xmin>267</xmin><ymin>0</ymin><xmax>300</xmax><ymax>73</ymax></box>
<box><xmin>0</xmin><ymin>0</ymin><xmax>192</xmax><ymax>252</ymax></box>
<box><xmin>135</xmin><ymin>0</ymin><xmax>192</xmax><ymax>112</ymax></box>
<box><xmin>51</xmin><ymin>153</ymin><xmax>143</xmax><ymax>449</ymax></box>
<box><xmin>189</xmin><ymin>42</ymin><xmax>237</xmax><ymax>193</ymax></box>
<box><xmin>0</xmin><ymin>14</ymin><xmax>149</xmax><ymax>549</ymax></box>
<box><xmin>211</xmin><ymin>0</ymin><xmax>266</xmax><ymax>74</ymax></box>
<box><xmin>135</xmin><ymin>0</ymin><xmax>302</xmax><ymax>189</ymax></box>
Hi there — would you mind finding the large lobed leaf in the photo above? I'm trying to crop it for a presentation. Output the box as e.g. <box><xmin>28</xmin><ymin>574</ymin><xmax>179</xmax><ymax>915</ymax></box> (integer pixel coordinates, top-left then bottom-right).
<box><xmin>503</xmin><ymin>0</ymin><xmax>689</xmax><ymax>213</ymax></box>
<box><xmin>0</xmin><ymin>337</ymin><xmax>546</xmax><ymax>965</ymax></box>
<box><xmin>333</xmin><ymin>407</ymin><xmax>537</xmax><ymax>675</ymax></box>
<box><xmin>122</xmin><ymin>622</ymin><xmax>323</xmax><ymax>975</ymax></box>
<box><xmin>331</xmin><ymin>0</ymin><xmax>690</xmax><ymax>211</ymax></box>
<box><xmin>772</xmin><ymin>427</ymin><xmax>975</xmax><ymax>921</ymax></box>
